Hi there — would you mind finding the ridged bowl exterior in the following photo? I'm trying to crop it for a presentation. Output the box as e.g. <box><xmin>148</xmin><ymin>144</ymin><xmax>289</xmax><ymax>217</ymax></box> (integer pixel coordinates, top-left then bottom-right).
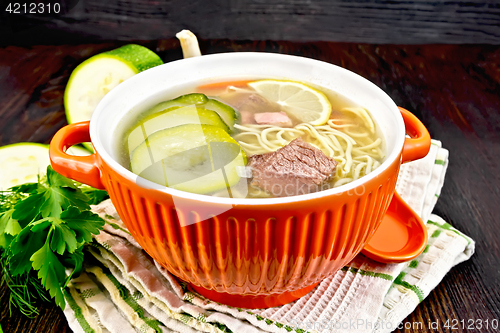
<box><xmin>98</xmin><ymin>152</ymin><xmax>401</xmax><ymax>296</ymax></box>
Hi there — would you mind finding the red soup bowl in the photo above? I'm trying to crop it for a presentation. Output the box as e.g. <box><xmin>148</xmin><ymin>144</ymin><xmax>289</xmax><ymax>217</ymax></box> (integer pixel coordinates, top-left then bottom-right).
<box><xmin>50</xmin><ymin>52</ymin><xmax>431</xmax><ymax>309</ymax></box>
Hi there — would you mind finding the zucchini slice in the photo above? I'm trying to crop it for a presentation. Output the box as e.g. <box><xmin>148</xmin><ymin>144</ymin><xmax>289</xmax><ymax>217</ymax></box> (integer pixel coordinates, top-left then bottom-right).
<box><xmin>0</xmin><ymin>143</ymin><xmax>91</xmax><ymax>190</ymax></box>
<box><xmin>64</xmin><ymin>44</ymin><xmax>163</xmax><ymax>150</ymax></box>
<box><xmin>127</xmin><ymin>105</ymin><xmax>230</xmax><ymax>153</ymax></box>
<box><xmin>130</xmin><ymin>124</ymin><xmax>246</xmax><ymax>195</ymax></box>
<box><xmin>0</xmin><ymin>143</ymin><xmax>50</xmax><ymax>190</ymax></box>
<box><xmin>145</xmin><ymin>93</ymin><xmax>239</xmax><ymax>132</ymax></box>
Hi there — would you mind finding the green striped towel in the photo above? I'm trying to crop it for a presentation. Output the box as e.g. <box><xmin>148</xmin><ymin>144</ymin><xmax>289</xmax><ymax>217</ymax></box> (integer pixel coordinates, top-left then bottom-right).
<box><xmin>63</xmin><ymin>140</ymin><xmax>474</xmax><ymax>333</ymax></box>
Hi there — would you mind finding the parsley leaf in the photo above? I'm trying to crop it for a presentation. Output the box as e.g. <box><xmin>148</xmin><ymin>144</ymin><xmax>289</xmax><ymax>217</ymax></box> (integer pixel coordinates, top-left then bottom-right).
<box><xmin>9</xmin><ymin>182</ymin><xmax>39</xmax><ymax>194</ymax></box>
<box><xmin>12</xmin><ymin>192</ymin><xmax>46</xmax><ymax>222</ymax></box>
<box><xmin>29</xmin><ymin>219</ymin><xmax>52</xmax><ymax>234</ymax></box>
<box><xmin>60</xmin><ymin>248</ymin><xmax>84</xmax><ymax>283</ymax></box>
<box><xmin>29</xmin><ymin>218</ymin><xmax>78</xmax><ymax>255</ymax></box>
<box><xmin>61</xmin><ymin>207</ymin><xmax>105</xmax><ymax>244</ymax></box>
<box><xmin>39</xmin><ymin>186</ymin><xmax>89</xmax><ymax>217</ymax></box>
<box><xmin>1</xmin><ymin>165</ymin><xmax>107</xmax><ymax>311</ymax></box>
<box><xmin>2</xmin><ymin>211</ymin><xmax>22</xmax><ymax>236</ymax></box>
<box><xmin>8</xmin><ymin>226</ymin><xmax>46</xmax><ymax>276</ymax></box>
<box><xmin>31</xmin><ymin>238</ymin><xmax>67</xmax><ymax>307</ymax></box>
<box><xmin>51</xmin><ymin>221</ymin><xmax>78</xmax><ymax>255</ymax></box>
<box><xmin>46</xmin><ymin>167</ymin><xmax>77</xmax><ymax>189</ymax></box>
<box><xmin>81</xmin><ymin>187</ymin><xmax>109</xmax><ymax>205</ymax></box>
<box><xmin>0</xmin><ymin>210</ymin><xmax>22</xmax><ymax>248</ymax></box>
<box><xmin>13</xmin><ymin>183</ymin><xmax>90</xmax><ymax>221</ymax></box>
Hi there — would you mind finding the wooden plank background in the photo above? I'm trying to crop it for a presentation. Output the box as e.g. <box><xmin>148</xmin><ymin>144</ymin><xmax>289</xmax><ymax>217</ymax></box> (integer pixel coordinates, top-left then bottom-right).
<box><xmin>1</xmin><ymin>40</ymin><xmax>500</xmax><ymax>333</ymax></box>
<box><xmin>1</xmin><ymin>0</ymin><xmax>500</xmax><ymax>45</ymax></box>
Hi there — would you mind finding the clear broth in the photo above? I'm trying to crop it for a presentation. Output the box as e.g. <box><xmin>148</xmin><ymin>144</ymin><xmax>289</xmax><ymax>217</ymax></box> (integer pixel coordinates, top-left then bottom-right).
<box><xmin>116</xmin><ymin>78</ymin><xmax>385</xmax><ymax>198</ymax></box>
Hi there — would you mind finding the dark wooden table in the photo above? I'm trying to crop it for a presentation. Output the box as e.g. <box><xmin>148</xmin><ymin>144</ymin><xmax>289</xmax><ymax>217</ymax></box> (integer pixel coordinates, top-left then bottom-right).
<box><xmin>1</xmin><ymin>40</ymin><xmax>499</xmax><ymax>332</ymax></box>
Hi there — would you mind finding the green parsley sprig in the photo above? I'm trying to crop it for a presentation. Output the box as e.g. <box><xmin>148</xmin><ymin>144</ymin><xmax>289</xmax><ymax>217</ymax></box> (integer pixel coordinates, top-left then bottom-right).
<box><xmin>0</xmin><ymin>166</ymin><xmax>108</xmax><ymax>313</ymax></box>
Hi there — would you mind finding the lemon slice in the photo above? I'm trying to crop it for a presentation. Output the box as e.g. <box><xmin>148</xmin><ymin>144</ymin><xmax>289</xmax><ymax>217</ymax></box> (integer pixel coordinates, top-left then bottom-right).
<box><xmin>248</xmin><ymin>80</ymin><xmax>332</xmax><ymax>125</ymax></box>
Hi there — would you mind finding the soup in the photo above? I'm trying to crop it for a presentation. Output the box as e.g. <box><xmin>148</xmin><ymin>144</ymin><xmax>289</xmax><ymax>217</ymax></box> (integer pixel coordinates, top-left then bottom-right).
<box><xmin>120</xmin><ymin>79</ymin><xmax>385</xmax><ymax>198</ymax></box>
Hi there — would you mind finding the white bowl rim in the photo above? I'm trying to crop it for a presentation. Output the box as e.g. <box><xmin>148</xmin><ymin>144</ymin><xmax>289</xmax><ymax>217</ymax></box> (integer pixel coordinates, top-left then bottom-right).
<box><xmin>90</xmin><ymin>52</ymin><xmax>405</xmax><ymax>206</ymax></box>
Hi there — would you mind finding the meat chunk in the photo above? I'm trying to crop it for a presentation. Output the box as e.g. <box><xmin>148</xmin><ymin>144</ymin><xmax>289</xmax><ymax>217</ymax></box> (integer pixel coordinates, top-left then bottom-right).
<box><xmin>239</xmin><ymin>109</ymin><xmax>255</xmax><ymax>124</ymax></box>
<box><xmin>233</xmin><ymin>93</ymin><xmax>280</xmax><ymax>113</ymax></box>
<box><xmin>223</xmin><ymin>92</ymin><xmax>281</xmax><ymax>125</ymax></box>
<box><xmin>254</xmin><ymin>112</ymin><xmax>292</xmax><ymax>127</ymax></box>
<box><xmin>248</xmin><ymin>138</ymin><xmax>338</xmax><ymax>197</ymax></box>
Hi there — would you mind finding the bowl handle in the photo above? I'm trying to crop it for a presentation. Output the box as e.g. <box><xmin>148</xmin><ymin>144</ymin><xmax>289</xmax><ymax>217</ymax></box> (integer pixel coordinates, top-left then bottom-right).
<box><xmin>361</xmin><ymin>191</ymin><xmax>428</xmax><ymax>263</ymax></box>
<box><xmin>49</xmin><ymin>121</ymin><xmax>105</xmax><ymax>189</ymax></box>
<box><xmin>399</xmin><ymin>107</ymin><xmax>431</xmax><ymax>163</ymax></box>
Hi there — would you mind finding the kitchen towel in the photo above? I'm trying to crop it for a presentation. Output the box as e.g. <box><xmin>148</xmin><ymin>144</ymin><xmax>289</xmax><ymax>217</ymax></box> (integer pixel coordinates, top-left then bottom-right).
<box><xmin>63</xmin><ymin>140</ymin><xmax>474</xmax><ymax>333</ymax></box>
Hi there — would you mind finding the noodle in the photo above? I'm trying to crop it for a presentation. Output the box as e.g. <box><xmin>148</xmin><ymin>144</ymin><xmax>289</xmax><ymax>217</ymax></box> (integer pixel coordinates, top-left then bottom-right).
<box><xmin>233</xmin><ymin>107</ymin><xmax>384</xmax><ymax>188</ymax></box>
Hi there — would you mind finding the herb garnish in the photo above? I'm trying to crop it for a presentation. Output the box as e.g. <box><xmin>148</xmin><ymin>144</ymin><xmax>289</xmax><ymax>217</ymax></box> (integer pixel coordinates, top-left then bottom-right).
<box><xmin>0</xmin><ymin>166</ymin><xmax>108</xmax><ymax>314</ymax></box>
